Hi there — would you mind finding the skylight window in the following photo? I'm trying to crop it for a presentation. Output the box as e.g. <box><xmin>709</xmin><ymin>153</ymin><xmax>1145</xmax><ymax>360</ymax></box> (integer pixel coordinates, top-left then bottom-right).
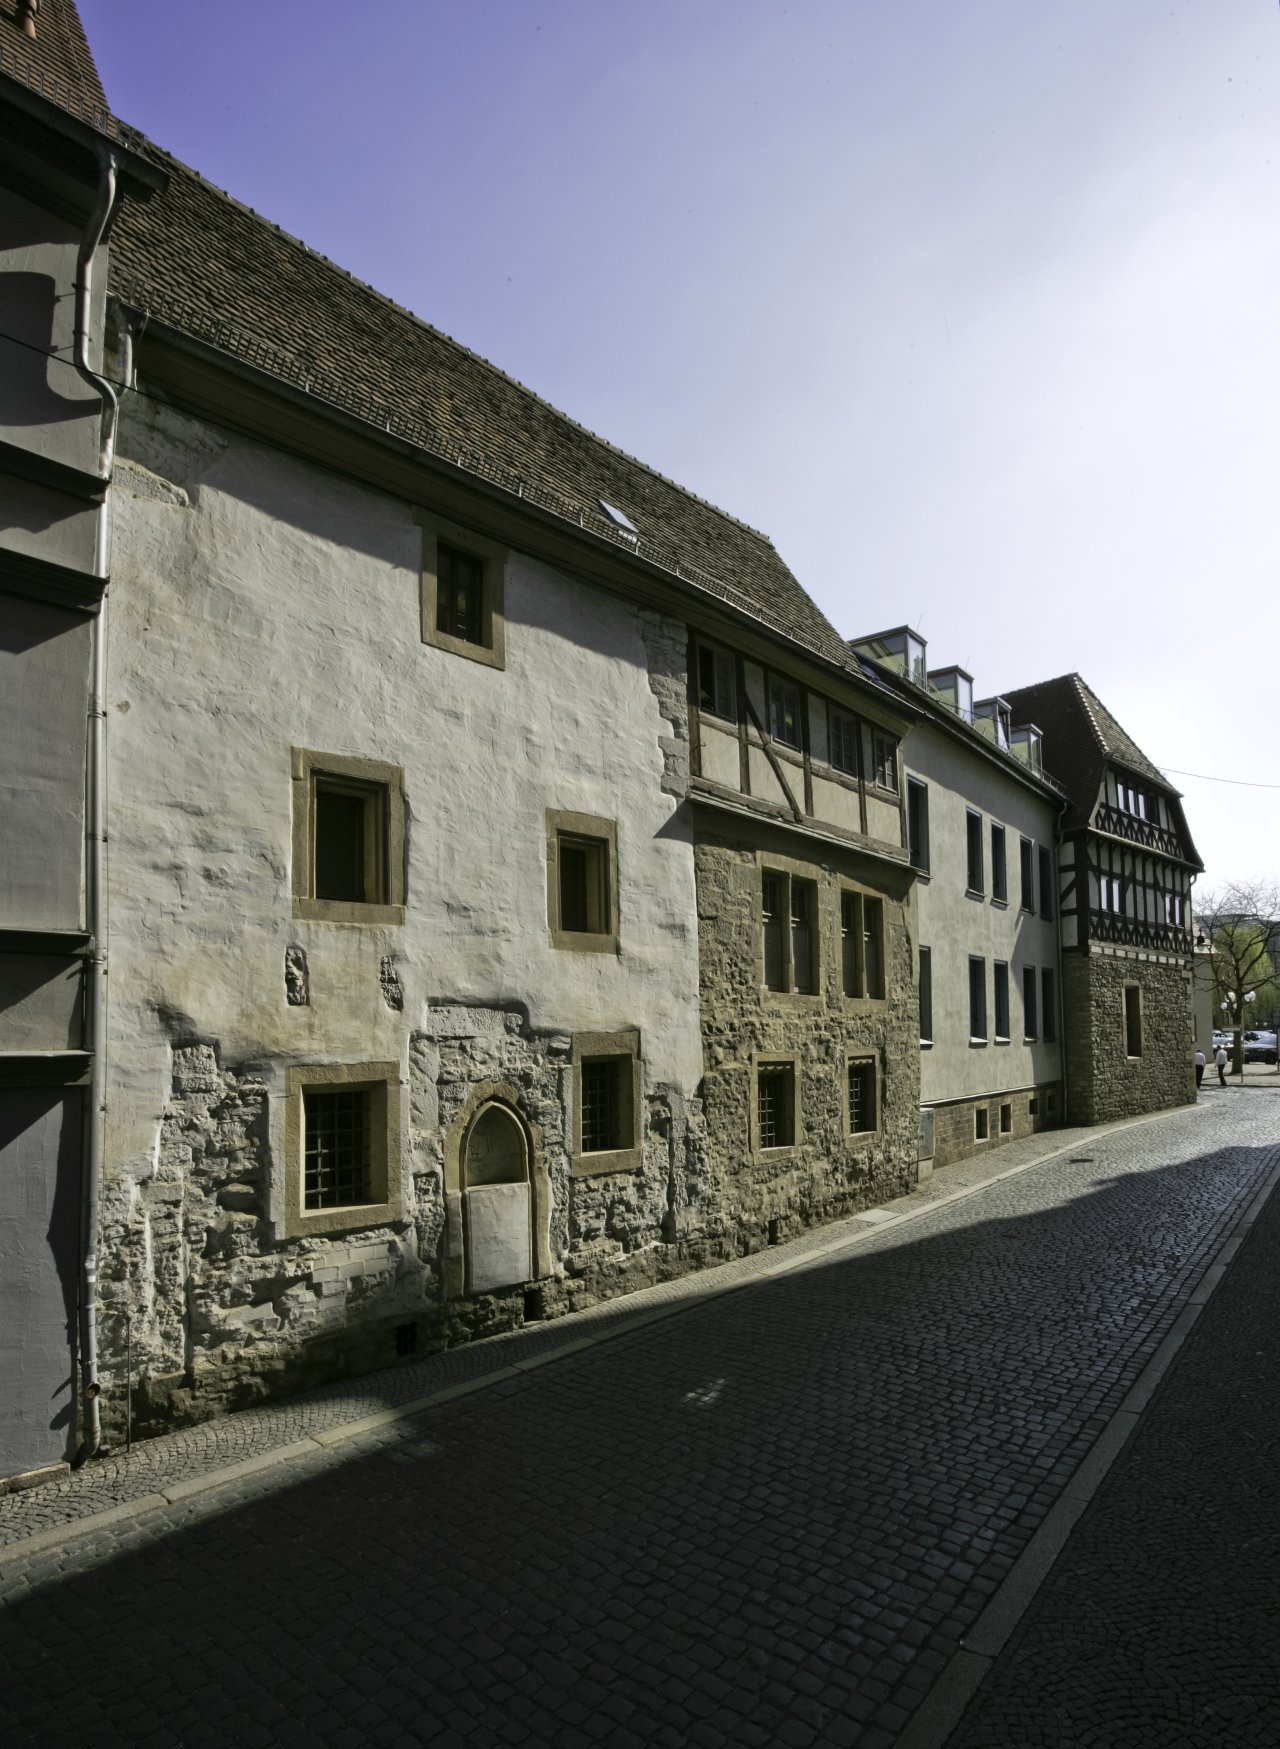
<box><xmin>598</xmin><ymin>499</ymin><xmax>639</xmax><ymax>536</ymax></box>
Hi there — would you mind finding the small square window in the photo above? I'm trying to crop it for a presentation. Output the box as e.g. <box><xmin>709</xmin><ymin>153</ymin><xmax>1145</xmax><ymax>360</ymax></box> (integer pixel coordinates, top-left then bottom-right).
<box><xmin>769</xmin><ymin>676</ymin><xmax>802</xmax><ymax>747</ymax></box>
<box><xmin>313</xmin><ymin>777</ymin><xmax>386</xmax><ymax>905</ymax></box>
<box><xmin>284</xmin><ymin>1061</ymin><xmax>403</xmax><ymax>1239</ymax></box>
<box><xmin>975</xmin><ymin>1107</ymin><xmax>990</xmax><ymax>1141</ymax></box>
<box><xmin>419</xmin><ymin>517</ymin><xmax>505</xmax><ymax>668</ymax></box>
<box><xmin>847</xmin><ymin>1058</ymin><xmax>878</xmax><ymax>1135</ymax></box>
<box><xmin>571</xmin><ymin>1031</ymin><xmax>641</xmax><ymax>1174</ymax></box>
<box><xmin>292</xmin><ymin>749</ymin><xmax>405</xmax><ymax>924</ymax></box>
<box><xmin>548</xmin><ymin>811</ymin><xmax>619</xmax><ymax>953</ymax></box>
<box><xmin>580</xmin><ymin>1058</ymin><xmax>631</xmax><ymax>1153</ymax></box>
<box><xmin>698</xmin><ymin>643</ymin><xmax>736</xmax><ymax>720</ymax></box>
<box><xmin>830</xmin><ymin>708</ymin><xmax>859</xmax><ymax>776</ymax></box>
<box><xmin>436</xmin><ymin>544</ymin><xmax>485</xmax><ymax>644</ymax></box>
<box><xmin>756</xmin><ymin>1062</ymin><xmax>796</xmax><ymax>1150</ymax></box>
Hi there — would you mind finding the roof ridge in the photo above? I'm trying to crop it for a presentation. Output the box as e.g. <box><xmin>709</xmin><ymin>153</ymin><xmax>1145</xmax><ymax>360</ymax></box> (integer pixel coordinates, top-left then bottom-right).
<box><xmin>1068</xmin><ymin>672</ymin><xmax>1110</xmax><ymax>757</ymax></box>
<box><xmin>128</xmin><ymin>138</ymin><xmax>780</xmax><ymax>551</ymax></box>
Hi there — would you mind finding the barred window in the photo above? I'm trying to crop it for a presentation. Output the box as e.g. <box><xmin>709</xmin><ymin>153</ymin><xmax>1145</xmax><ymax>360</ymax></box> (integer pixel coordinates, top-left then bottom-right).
<box><xmin>581</xmin><ymin>1057</ymin><xmax>626</xmax><ymax>1153</ymax></box>
<box><xmin>848</xmin><ymin>1059</ymin><xmax>877</xmax><ymax>1134</ymax></box>
<box><xmin>757</xmin><ymin>1064</ymin><xmax>795</xmax><ymax>1149</ymax></box>
<box><xmin>304</xmin><ymin>1088</ymin><xmax>373</xmax><ymax>1209</ymax></box>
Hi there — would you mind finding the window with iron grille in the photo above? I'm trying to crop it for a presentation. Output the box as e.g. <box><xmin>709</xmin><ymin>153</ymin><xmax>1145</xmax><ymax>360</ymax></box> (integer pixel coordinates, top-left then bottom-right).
<box><xmin>436</xmin><ymin>543</ymin><xmax>485</xmax><ymax>644</ymax></box>
<box><xmin>757</xmin><ymin>1063</ymin><xmax>795</xmax><ymax>1149</ymax></box>
<box><xmin>304</xmin><ymin>1088</ymin><xmax>373</xmax><ymax>1209</ymax></box>
<box><xmin>829</xmin><ymin>708</ymin><xmax>859</xmax><ymax>776</ymax></box>
<box><xmin>769</xmin><ymin>676</ymin><xmax>802</xmax><ymax>747</ymax></box>
<box><xmin>698</xmin><ymin>642</ymin><xmax>735</xmax><ymax>720</ymax></box>
<box><xmin>581</xmin><ymin>1057</ymin><xmax>626</xmax><ymax>1153</ymax></box>
<box><xmin>848</xmin><ymin>1059</ymin><xmax>877</xmax><ymax>1134</ymax></box>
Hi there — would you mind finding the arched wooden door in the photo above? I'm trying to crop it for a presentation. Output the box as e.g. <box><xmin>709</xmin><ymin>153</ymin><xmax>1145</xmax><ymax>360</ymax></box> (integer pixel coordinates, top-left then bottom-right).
<box><xmin>462</xmin><ymin>1102</ymin><xmax>532</xmax><ymax>1294</ymax></box>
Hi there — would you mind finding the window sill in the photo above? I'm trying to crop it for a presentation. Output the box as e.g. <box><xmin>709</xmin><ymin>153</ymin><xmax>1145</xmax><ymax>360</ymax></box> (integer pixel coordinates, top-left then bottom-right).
<box><xmin>423</xmin><ymin>626</ymin><xmax>505</xmax><ymax>669</ymax></box>
<box><xmin>910</xmin><ymin>866</ymin><xmax>931</xmax><ymax>880</ymax></box>
<box><xmin>286</xmin><ymin>1200</ymin><xmax>402</xmax><ymax>1241</ymax></box>
<box><xmin>753</xmin><ymin>1144</ymin><xmax>800</xmax><ymax>1159</ymax></box>
<box><xmin>550</xmin><ymin>929</ymin><xmax>619</xmax><ymax>955</ymax></box>
<box><xmin>991</xmin><ymin>898</ymin><xmax>1008</xmax><ymax>910</ymax></box>
<box><xmin>848</xmin><ymin>1128</ymin><xmax>879</xmax><ymax>1142</ymax></box>
<box><xmin>572</xmin><ymin>1146</ymin><xmax>642</xmax><ymax>1177</ymax></box>
<box><xmin>994</xmin><ymin>1036</ymin><xmax>1010</xmax><ymax>1046</ymax></box>
<box><xmin>969</xmin><ymin>1038</ymin><xmax>988</xmax><ymax>1047</ymax></box>
<box><xmin>919</xmin><ymin>1039</ymin><xmax>933</xmax><ymax>1049</ymax></box>
<box><xmin>965</xmin><ymin>889</ymin><xmax>985</xmax><ymax>901</ymax></box>
<box><xmin>292</xmin><ymin>899</ymin><xmax>405</xmax><ymax>926</ymax></box>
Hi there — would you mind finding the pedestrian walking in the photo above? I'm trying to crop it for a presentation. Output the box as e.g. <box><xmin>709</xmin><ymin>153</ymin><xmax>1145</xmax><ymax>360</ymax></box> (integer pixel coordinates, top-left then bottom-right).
<box><xmin>1215</xmin><ymin>1044</ymin><xmax>1229</xmax><ymax>1087</ymax></box>
<box><xmin>1194</xmin><ymin>1048</ymin><xmax>1206</xmax><ymax>1091</ymax></box>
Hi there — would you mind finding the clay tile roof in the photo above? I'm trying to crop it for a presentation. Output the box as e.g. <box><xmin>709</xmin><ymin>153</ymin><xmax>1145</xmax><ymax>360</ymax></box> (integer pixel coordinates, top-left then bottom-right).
<box><xmin>1003</xmin><ymin>672</ymin><xmax>1174</xmax><ymax>831</ymax></box>
<box><xmin>105</xmin><ymin>143</ymin><xmax>861</xmax><ymax>676</ymax></box>
<box><xmin>0</xmin><ymin>0</ymin><xmax>107</xmax><ymax>117</ymax></box>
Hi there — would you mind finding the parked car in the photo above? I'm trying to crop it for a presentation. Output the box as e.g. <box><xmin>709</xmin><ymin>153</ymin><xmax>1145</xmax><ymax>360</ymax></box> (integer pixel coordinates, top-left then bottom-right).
<box><xmin>1242</xmin><ymin>1031</ymin><xmax>1278</xmax><ymax>1065</ymax></box>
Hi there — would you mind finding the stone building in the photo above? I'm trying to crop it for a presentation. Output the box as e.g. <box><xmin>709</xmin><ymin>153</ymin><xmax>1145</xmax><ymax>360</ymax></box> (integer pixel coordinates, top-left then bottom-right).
<box><xmin>0</xmin><ymin>4</ymin><xmax>1202</xmax><ymax>1483</ymax></box>
<box><xmin>1003</xmin><ymin>675</ymin><xmax>1201</xmax><ymax>1123</ymax></box>
<box><xmin>0</xmin><ymin>4</ymin><xmax>925</xmax><ymax>1477</ymax></box>
<box><xmin>849</xmin><ymin>631</ymin><xmax>1066</xmax><ymax>1170</ymax></box>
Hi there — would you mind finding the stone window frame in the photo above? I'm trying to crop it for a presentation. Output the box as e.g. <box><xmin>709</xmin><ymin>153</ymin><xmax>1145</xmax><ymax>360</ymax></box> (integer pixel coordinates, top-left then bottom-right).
<box><xmin>758</xmin><ymin>851</ymin><xmax>825</xmax><ymax>1000</ymax></box>
<box><xmin>1123</xmin><ymin>983</ymin><xmax>1144</xmax><ymax>1059</ymax></box>
<box><xmin>546</xmin><ymin>809</ymin><xmax>620</xmax><ymax>954</ymax></box>
<box><xmin>418</xmin><ymin>510</ymin><xmax>507</xmax><ymax>670</ymax></box>
<box><xmin>974</xmin><ymin>1104</ymin><xmax>991</xmax><ymax>1142</ymax></box>
<box><xmin>839</xmin><ymin>884</ymin><xmax>886</xmax><ymax>1003</ymax></box>
<box><xmin>844</xmin><ymin>1051</ymin><xmax>880</xmax><ymax>1138</ymax></box>
<box><xmin>291</xmin><ymin>748</ymin><xmax>406</xmax><ymax>925</ymax></box>
<box><xmin>750</xmin><ymin>1051</ymin><xmax>802</xmax><ymax>1157</ymax></box>
<box><xmin>282</xmin><ymin>1060</ymin><xmax>404</xmax><ymax>1240</ymax></box>
<box><xmin>570</xmin><ymin>1029</ymin><xmax>643</xmax><ymax>1176</ymax></box>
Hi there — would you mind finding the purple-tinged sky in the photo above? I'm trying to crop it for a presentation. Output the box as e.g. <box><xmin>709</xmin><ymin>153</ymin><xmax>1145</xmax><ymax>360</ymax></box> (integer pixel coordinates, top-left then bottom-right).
<box><xmin>83</xmin><ymin>0</ymin><xmax>1280</xmax><ymax>892</ymax></box>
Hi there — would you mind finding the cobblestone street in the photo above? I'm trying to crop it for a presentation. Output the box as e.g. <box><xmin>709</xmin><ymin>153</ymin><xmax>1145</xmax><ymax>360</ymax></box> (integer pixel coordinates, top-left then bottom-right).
<box><xmin>1</xmin><ymin>1093</ymin><xmax>1277</xmax><ymax>1748</ymax></box>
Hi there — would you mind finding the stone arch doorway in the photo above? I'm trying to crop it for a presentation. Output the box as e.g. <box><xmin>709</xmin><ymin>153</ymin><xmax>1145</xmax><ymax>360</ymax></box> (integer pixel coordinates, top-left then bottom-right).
<box><xmin>462</xmin><ymin>1101</ymin><xmax>531</xmax><ymax>1294</ymax></box>
<box><xmin>444</xmin><ymin>1083</ymin><xmax>551</xmax><ymax>1299</ymax></box>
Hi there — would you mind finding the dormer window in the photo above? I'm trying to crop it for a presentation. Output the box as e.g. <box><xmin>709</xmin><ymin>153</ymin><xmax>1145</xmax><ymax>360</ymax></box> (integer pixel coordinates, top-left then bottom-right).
<box><xmin>598</xmin><ymin>499</ymin><xmax>639</xmax><ymax>536</ymax></box>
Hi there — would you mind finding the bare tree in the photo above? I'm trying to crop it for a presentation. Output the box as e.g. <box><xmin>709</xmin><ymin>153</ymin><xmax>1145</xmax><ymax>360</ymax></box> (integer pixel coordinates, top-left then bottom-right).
<box><xmin>1196</xmin><ymin>881</ymin><xmax>1280</xmax><ymax>1073</ymax></box>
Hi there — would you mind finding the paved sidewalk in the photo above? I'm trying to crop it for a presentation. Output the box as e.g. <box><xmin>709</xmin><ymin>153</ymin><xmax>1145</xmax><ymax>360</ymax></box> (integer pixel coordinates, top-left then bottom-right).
<box><xmin>937</xmin><ymin>1095</ymin><xmax>1280</xmax><ymax>1749</ymax></box>
<box><xmin>0</xmin><ymin>1093</ymin><xmax>1275</xmax><ymax>1749</ymax></box>
<box><xmin>0</xmin><ymin>1110</ymin><xmax>1156</xmax><ymax>1555</ymax></box>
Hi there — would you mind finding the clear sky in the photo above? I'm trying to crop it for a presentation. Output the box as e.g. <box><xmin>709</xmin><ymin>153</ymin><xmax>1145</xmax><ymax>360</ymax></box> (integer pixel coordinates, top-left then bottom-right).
<box><xmin>83</xmin><ymin>0</ymin><xmax>1280</xmax><ymax>895</ymax></box>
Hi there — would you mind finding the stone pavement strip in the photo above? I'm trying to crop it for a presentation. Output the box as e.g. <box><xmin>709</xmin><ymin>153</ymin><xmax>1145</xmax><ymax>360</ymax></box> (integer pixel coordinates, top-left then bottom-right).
<box><xmin>0</xmin><ymin>1089</ymin><xmax>1275</xmax><ymax>1749</ymax></box>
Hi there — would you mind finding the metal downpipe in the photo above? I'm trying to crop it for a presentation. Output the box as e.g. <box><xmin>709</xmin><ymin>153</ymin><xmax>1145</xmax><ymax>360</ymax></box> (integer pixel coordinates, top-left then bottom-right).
<box><xmin>72</xmin><ymin>142</ymin><xmax>122</xmax><ymax>1460</ymax></box>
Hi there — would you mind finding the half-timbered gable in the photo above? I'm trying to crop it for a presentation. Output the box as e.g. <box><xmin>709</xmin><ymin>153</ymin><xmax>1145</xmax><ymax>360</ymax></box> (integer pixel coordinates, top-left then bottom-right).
<box><xmin>1004</xmin><ymin>674</ymin><xmax>1201</xmax><ymax>1123</ymax></box>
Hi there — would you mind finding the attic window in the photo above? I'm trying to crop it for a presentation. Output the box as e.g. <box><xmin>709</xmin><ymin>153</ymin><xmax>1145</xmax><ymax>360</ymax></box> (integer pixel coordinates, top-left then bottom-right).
<box><xmin>598</xmin><ymin>499</ymin><xmax>639</xmax><ymax>536</ymax></box>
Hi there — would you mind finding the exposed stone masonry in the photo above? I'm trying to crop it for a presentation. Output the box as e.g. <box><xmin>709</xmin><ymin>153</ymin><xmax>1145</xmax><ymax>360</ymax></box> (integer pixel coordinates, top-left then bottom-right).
<box><xmin>1063</xmin><ymin>950</ymin><xmax>1195</xmax><ymax>1124</ymax></box>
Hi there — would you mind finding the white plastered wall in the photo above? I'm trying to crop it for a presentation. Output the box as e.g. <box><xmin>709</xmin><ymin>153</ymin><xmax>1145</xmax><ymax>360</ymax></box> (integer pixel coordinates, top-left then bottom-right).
<box><xmin>105</xmin><ymin>401</ymin><xmax>703</xmax><ymax>1176</ymax></box>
